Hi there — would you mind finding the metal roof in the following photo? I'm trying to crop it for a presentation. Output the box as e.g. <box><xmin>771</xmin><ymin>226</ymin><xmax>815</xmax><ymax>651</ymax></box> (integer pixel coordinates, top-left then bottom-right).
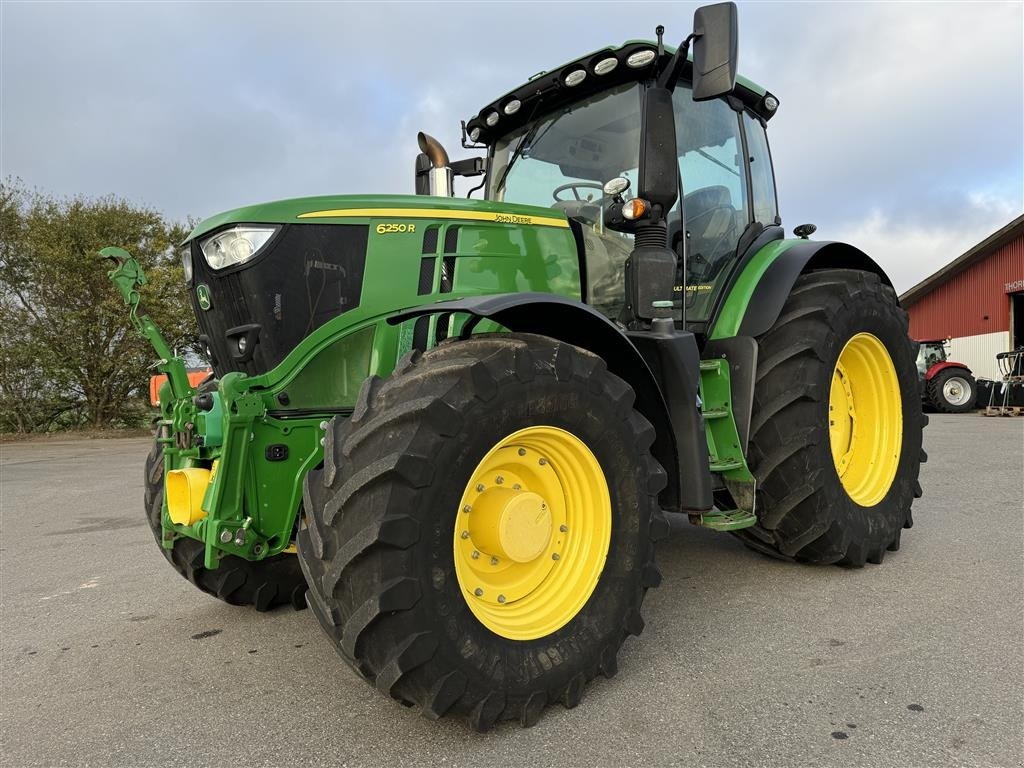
<box><xmin>899</xmin><ymin>214</ymin><xmax>1024</xmax><ymax>307</ymax></box>
<box><xmin>465</xmin><ymin>40</ymin><xmax>776</xmax><ymax>146</ymax></box>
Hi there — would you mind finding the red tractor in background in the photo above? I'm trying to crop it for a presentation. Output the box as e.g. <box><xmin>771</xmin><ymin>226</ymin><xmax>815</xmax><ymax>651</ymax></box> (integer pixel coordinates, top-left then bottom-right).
<box><xmin>917</xmin><ymin>339</ymin><xmax>976</xmax><ymax>413</ymax></box>
<box><xmin>148</xmin><ymin>369</ymin><xmax>212</xmax><ymax>407</ymax></box>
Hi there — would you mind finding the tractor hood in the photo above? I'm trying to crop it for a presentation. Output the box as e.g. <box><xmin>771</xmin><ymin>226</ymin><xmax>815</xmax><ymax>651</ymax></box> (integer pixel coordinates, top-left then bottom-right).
<box><xmin>186</xmin><ymin>195</ymin><xmax>569</xmax><ymax>243</ymax></box>
<box><xmin>183</xmin><ymin>195</ymin><xmax>573</xmax><ymax>377</ymax></box>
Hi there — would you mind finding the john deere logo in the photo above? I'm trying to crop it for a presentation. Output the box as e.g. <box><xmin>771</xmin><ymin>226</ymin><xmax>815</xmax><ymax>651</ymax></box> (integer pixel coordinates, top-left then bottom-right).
<box><xmin>196</xmin><ymin>284</ymin><xmax>212</xmax><ymax>310</ymax></box>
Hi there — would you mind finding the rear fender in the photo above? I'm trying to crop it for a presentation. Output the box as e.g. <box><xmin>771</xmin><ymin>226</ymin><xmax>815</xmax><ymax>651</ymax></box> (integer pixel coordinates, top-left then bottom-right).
<box><xmin>389</xmin><ymin>293</ymin><xmax>696</xmax><ymax>512</ymax></box>
<box><xmin>710</xmin><ymin>239</ymin><xmax>892</xmax><ymax>341</ymax></box>
<box><xmin>706</xmin><ymin>239</ymin><xmax>893</xmax><ymax>456</ymax></box>
<box><xmin>925</xmin><ymin>361</ymin><xmax>972</xmax><ymax>381</ymax></box>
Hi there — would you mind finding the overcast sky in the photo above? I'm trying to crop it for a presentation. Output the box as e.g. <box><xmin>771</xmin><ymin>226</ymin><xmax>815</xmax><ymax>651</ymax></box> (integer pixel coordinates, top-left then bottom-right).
<box><xmin>2</xmin><ymin>1</ymin><xmax>1021</xmax><ymax>292</ymax></box>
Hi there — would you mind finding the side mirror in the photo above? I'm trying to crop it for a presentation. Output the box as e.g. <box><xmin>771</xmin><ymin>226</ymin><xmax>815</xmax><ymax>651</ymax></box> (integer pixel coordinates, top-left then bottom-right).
<box><xmin>692</xmin><ymin>2</ymin><xmax>738</xmax><ymax>101</ymax></box>
<box><xmin>637</xmin><ymin>86</ymin><xmax>679</xmax><ymax>213</ymax></box>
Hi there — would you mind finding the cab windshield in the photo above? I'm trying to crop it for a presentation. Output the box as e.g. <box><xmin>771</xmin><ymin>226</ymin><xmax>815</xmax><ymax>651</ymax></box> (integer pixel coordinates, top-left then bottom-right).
<box><xmin>487</xmin><ymin>82</ymin><xmax>642</xmax><ymax>206</ymax></box>
<box><xmin>487</xmin><ymin>83</ymin><xmax>641</xmax><ymax>319</ymax></box>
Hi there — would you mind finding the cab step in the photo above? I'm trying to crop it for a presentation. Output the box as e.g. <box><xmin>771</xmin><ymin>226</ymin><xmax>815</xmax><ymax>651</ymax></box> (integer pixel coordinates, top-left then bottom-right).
<box><xmin>697</xmin><ymin>509</ymin><xmax>758</xmax><ymax>531</ymax></box>
<box><xmin>701</xmin><ymin>407</ymin><xmax>730</xmax><ymax>419</ymax></box>
<box><xmin>708</xmin><ymin>458</ymin><xmax>744</xmax><ymax>472</ymax></box>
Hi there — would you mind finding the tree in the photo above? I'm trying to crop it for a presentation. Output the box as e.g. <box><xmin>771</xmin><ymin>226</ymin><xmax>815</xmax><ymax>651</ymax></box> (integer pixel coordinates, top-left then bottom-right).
<box><xmin>0</xmin><ymin>179</ymin><xmax>197</xmax><ymax>431</ymax></box>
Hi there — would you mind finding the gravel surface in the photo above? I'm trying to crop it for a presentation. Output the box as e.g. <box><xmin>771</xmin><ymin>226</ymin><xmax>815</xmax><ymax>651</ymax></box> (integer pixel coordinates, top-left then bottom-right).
<box><xmin>1</xmin><ymin>415</ymin><xmax>1021</xmax><ymax>767</ymax></box>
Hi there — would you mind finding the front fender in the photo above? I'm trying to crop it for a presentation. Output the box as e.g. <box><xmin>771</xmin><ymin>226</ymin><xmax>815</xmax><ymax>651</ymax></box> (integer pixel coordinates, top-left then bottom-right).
<box><xmin>710</xmin><ymin>239</ymin><xmax>892</xmax><ymax>340</ymax></box>
<box><xmin>388</xmin><ymin>293</ymin><xmax>686</xmax><ymax>511</ymax></box>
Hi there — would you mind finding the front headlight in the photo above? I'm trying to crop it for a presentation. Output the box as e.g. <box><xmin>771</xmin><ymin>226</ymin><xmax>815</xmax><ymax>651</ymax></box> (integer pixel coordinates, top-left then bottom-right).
<box><xmin>199</xmin><ymin>226</ymin><xmax>277</xmax><ymax>270</ymax></box>
<box><xmin>179</xmin><ymin>245</ymin><xmax>193</xmax><ymax>283</ymax></box>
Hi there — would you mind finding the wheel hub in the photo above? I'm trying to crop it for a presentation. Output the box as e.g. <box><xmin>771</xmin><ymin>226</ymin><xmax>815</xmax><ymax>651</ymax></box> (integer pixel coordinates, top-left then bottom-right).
<box><xmin>829</xmin><ymin>362</ymin><xmax>857</xmax><ymax>475</ymax></box>
<box><xmin>469</xmin><ymin>488</ymin><xmax>552</xmax><ymax>563</ymax></box>
<box><xmin>943</xmin><ymin>377</ymin><xmax>970</xmax><ymax>406</ymax></box>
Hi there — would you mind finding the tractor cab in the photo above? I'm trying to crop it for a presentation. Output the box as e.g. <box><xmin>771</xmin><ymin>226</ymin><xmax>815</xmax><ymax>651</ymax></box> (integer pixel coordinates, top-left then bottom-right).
<box><xmin>916</xmin><ymin>339</ymin><xmax>949</xmax><ymax>375</ymax></box>
<box><xmin>460</xmin><ymin>34</ymin><xmax>780</xmax><ymax>331</ymax></box>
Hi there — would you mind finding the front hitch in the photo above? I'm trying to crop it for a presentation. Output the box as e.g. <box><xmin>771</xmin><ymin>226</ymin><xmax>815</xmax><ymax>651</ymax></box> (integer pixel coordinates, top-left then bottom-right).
<box><xmin>100</xmin><ymin>247</ymin><xmax>275</xmax><ymax>569</ymax></box>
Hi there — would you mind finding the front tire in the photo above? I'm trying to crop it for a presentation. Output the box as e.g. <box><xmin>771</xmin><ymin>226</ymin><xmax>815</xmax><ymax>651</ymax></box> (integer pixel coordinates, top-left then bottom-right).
<box><xmin>298</xmin><ymin>334</ymin><xmax>667</xmax><ymax>730</ymax></box>
<box><xmin>926</xmin><ymin>368</ymin><xmax>976</xmax><ymax>413</ymax></box>
<box><xmin>735</xmin><ymin>269</ymin><xmax>926</xmax><ymax>566</ymax></box>
<box><xmin>143</xmin><ymin>438</ymin><xmax>307</xmax><ymax>610</ymax></box>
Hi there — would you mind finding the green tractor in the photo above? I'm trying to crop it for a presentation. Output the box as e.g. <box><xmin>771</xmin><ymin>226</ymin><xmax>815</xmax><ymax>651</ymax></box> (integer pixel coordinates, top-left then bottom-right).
<box><xmin>104</xmin><ymin>2</ymin><xmax>925</xmax><ymax>730</ymax></box>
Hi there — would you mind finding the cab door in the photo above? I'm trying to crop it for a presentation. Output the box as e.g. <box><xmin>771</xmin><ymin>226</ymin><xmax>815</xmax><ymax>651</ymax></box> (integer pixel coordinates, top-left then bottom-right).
<box><xmin>669</xmin><ymin>89</ymin><xmax>779</xmax><ymax>328</ymax></box>
<box><xmin>670</xmin><ymin>88</ymin><xmax>750</xmax><ymax>324</ymax></box>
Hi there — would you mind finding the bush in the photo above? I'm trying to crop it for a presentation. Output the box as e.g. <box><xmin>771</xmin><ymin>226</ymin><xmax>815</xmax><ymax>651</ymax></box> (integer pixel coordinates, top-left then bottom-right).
<box><xmin>0</xmin><ymin>179</ymin><xmax>198</xmax><ymax>432</ymax></box>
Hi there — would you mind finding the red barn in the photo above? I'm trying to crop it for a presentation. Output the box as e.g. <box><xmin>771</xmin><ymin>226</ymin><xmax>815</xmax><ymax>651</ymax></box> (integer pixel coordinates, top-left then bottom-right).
<box><xmin>900</xmin><ymin>215</ymin><xmax>1024</xmax><ymax>380</ymax></box>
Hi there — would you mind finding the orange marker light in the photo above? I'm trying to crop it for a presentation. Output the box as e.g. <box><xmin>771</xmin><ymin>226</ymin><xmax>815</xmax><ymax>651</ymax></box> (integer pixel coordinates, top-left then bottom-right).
<box><xmin>622</xmin><ymin>198</ymin><xmax>649</xmax><ymax>220</ymax></box>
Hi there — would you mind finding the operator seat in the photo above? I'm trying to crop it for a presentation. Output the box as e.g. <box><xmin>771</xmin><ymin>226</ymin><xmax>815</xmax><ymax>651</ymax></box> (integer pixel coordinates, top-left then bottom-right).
<box><xmin>685</xmin><ymin>186</ymin><xmax>738</xmax><ymax>244</ymax></box>
<box><xmin>668</xmin><ymin>186</ymin><xmax>739</xmax><ymax>253</ymax></box>
<box><xmin>670</xmin><ymin>185</ymin><xmax>742</xmax><ymax>282</ymax></box>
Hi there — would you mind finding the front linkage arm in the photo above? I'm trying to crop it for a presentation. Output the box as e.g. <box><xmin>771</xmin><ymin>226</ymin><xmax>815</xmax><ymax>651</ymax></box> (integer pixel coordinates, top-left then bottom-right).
<box><xmin>99</xmin><ymin>247</ymin><xmax>194</xmax><ymax>402</ymax></box>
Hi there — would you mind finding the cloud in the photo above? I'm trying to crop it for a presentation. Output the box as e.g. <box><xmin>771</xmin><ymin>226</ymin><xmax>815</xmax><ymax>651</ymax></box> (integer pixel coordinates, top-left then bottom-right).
<box><xmin>1</xmin><ymin>1</ymin><xmax>1021</xmax><ymax>289</ymax></box>
<box><xmin>833</xmin><ymin>191</ymin><xmax>1019</xmax><ymax>293</ymax></box>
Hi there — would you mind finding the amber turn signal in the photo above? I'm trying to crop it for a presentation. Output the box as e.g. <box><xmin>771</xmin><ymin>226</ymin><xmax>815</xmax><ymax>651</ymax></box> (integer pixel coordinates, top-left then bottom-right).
<box><xmin>622</xmin><ymin>198</ymin><xmax>649</xmax><ymax>220</ymax></box>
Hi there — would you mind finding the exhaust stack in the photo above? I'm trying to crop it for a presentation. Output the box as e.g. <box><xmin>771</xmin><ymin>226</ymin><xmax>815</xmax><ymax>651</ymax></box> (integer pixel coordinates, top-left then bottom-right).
<box><xmin>416</xmin><ymin>132</ymin><xmax>454</xmax><ymax>197</ymax></box>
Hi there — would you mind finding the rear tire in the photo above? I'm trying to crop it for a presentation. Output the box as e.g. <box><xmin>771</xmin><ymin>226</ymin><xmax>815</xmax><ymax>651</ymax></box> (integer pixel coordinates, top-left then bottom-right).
<box><xmin>734</xmin><ymin>269</ymin><xmax>926</xmax><ymax>566</ymax></box>
<box><xmin>144</xmin><ymin>437</ymin><xmax>307</xmax><ymax>611</ymax></box>
<box><xmin>926</xmin><ymin>368</ymin><xmax>975</xmax><ymax>413</ymax></box>
<box><xmin>298</xmin><ymin>333</ymin><xmax>667</xmax><ymax>730</ymax></box>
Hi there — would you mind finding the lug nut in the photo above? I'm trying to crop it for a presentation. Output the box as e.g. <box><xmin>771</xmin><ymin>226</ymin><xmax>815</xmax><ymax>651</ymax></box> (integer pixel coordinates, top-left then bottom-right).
<box><xmin>461</xmin><ymin>531</ymin><xmax>470</xmax><ymax>539</ymax></box>
<box><xmin>474</xmin><ymin>588</ymin><xmax>483</xmax><ymax>597</ymax></box>
<box><xmin>495</xmin><ymin>476</ymin><xmax>504</xmax><ymax>484</ymax></box>
<box><xmin>497</xmin><ymin>594</ymin><xmax>506</xmax><ymax>603</ymax></box>
<box><xmin>490</xmin><ymin>556</ymin><xmax>499</xmax><ymax>565</ymax></box>
<box><xmin>552</xmin><ymin>553</ymin><xmax>560</xmax><ymax>561</ymax></box>
<box><xmin>463</xmin><ymin>505</ymin><xmax>472</xmax><ymax>513</ymax></box>
<box><xmin>471</xmin><ymin>550</ymin><xmax>480</xmax><ymax>559</ymax></box>
<box><xmin>517</xmin><ymin>448</ymin><xmax>526</xmax><ymax>456</ymax></box>
<box><xmin>513</xmin><ymin>484</ymin><xmax>522</xmax><ymax>490</ymax></box>
<box><xmin>476</xmin><ymin>483</ymin><xmax>485</xmax><ymax>492</ymax></box>
<box><xmin>539</xmin><ymin>458</ymin><xmax>548</xmax><ymax>466</ymax></box>
<box><xmin>560</xmin><ymin>524</ymin><xmax>568</xmax><ymax>533</ymax></box>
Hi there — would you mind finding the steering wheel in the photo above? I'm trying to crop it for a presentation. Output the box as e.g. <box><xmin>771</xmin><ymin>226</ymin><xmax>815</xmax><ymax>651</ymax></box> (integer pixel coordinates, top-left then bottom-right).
<box><xmin>552</xmin><ymin>182</ymin><xmax>605</xmax><ymax>203</ymax></box>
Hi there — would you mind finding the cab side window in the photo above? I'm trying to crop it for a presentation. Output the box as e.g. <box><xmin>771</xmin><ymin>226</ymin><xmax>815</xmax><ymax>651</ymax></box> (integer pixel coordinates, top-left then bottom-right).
<box><xmin>743</xmin><ymin>112</ymin><xmax>778</xmax><ymax>226</ymax></box>
<box><xmin>671</xmin><ymin>90</ymin><xmax>749</xmax><ymax>321</ymax></box>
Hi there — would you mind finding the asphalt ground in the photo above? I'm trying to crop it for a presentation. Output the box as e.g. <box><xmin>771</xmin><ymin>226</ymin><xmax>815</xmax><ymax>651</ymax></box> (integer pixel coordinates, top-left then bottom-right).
<box><xmin>1</xmin><ymin>415</ymin><xmax>1022</xmax><ymax>767</ymax></box>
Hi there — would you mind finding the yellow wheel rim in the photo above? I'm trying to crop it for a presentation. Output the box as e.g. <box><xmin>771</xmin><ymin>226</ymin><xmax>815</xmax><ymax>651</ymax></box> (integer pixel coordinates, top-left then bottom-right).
<box><xmin>453</xmin><ymin>426</ymin><xmax>612</xmax><ymax>641</ymax></box>
<box><xmin>829</xmin><ymin>332</ymin><xmax>903</xmax><ymax>507</ymax></box>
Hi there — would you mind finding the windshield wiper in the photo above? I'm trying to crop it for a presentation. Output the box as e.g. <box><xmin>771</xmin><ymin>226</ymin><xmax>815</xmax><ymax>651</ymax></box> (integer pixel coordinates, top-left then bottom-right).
<box><xmin>492</xmin><ymin>94</ymin><xmax>561</xmax><ymax>196</ymax></box>
<box><xmin>493</xmin><ymin>122</ymin><xmax>542</xmax><ymax>197</ymax></box>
